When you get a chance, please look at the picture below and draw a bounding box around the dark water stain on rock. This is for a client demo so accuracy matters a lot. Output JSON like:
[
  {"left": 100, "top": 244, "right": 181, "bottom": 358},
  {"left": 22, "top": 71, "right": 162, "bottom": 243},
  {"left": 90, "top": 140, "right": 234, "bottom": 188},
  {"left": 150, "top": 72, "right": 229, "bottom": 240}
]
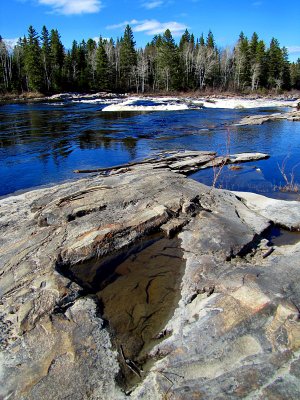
[
  {"left": 267, "top": 226, "right": 300, "bottom": 246},
  {"left": 59, "top": 234, "right": 185, "bottom": 389}
]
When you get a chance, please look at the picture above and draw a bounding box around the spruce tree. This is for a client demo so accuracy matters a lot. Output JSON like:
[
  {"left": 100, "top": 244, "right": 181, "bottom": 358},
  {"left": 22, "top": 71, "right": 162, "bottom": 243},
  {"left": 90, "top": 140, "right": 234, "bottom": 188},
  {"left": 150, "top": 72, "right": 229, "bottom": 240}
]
[
  {"left": 86, "top": 38, "right": 97, "bottom": 89},
  {"left": 119, "top": 25, "right": 137, "bottom": 90},
  {"left": 157, "top": 29, "right": 181, "bottom": 91},
  {"left": 41, "top": 26, "right": 51, "bottom": 91},
  {"left": 281, "top": 47, "right": 291, "bottom": 90},
  {"left": 96, "top": 37, "right": 109, "bottom": 90},
  {"left": 267, "top": 38, "right": 283, "bottom": 89},
  {"left": 290, "top": 58, "right": 300, "bottom": 89},
  {"left": 206, "top": 30, "right": 215, "bottom": 49},
  {"left": 199, "top": 33, "right": 205, "bottom": 47},
  {"left": 24, "top": 26, "right": 43, "bottom": 92},
  {"left": 256, "top": 39, "right": 268, "bottom": 88},
  {"left": 50, "top": 29, "right": 64, "bottom": 91}
]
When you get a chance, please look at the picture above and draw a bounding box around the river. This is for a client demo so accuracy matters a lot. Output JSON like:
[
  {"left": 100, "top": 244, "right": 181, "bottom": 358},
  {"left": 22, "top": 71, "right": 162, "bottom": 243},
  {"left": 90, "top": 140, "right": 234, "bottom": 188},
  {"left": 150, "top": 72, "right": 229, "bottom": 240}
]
[{"left": 0, "top": 97, "right": 299, "bottom": 198}]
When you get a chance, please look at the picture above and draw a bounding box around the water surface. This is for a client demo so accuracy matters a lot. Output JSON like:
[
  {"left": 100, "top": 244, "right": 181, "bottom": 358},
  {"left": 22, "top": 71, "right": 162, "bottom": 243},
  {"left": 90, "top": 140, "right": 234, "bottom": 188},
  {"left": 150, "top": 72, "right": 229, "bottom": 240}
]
[{"left": 1, "top": 99, "right": 299, "bottom": 198}]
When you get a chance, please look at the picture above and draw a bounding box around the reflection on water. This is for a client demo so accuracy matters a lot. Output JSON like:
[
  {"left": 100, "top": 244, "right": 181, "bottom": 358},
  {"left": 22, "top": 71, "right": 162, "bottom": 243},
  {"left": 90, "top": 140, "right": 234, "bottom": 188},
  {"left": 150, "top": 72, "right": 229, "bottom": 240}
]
[{"left": 0, "top": 101, "right": 300, "bottom": 197}]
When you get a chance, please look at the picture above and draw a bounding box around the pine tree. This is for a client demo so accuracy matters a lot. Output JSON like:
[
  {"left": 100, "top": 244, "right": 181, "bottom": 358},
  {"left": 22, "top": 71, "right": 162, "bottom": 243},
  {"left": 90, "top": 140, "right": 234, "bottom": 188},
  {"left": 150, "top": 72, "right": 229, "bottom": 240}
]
[
  {"left": 281, "top": 47, "right": 291, "bottom": 90},
  {"left": 119, "top": 25, "right": 137, "bottom": 90},
  {"left": 290, "top": 58, "right": 300, "bottom": 89},
  {"left": 11, "top": 38, "right": 26, "bottom": 92},
  {"left": 267, "top": 38, "right": 283, "bottom": 89},
  {"left": 86, "top": 38, "right": 97, "bottom": 89},
  {"left": 179, "top": 29, "right": 191, "bottom": 51},
  {"left": 41, "top": 26, "right": 51, "bottom": 91},
  {"left": 77, "top": 40, "right": 88, "bottom": 91},
  {"left": 70, "top": 40, "right": 79, "bottom": 87},
  {"left": 199, "top": 33, "right": 205, "bottom": 47},
  {"left": 179, "top": 29, "right": 194, "bottom": 88},
  {"left": 24, "top": 26, "right": 43, "bottom": 91},
  {"left": 157, "top": 29, "right": 181, "bottom": 91},
  {"left": 249, "top": 32, "right": 259, "bottom": 62},
  {"left": 50, "top": 29, "right": 64, "bottom": 91},
  {"left": 233, "top": 32, "right": 250, "bottom": 90},
  {"left": 96, "top": 37, "right": 109, "bottom": 90},
  {"left": 255, "top": 39, "right": 268, "bottom": 88},
  {"left": 206, "top": 30, "right": 215, "bottom": 49}
]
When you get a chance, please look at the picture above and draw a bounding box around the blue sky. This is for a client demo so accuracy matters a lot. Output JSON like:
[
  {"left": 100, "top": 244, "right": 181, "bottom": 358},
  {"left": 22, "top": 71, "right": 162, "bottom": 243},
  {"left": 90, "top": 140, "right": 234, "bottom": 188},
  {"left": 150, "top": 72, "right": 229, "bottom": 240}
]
[{"left": 1, "top": 0, "right": 300, "bottom": 61}]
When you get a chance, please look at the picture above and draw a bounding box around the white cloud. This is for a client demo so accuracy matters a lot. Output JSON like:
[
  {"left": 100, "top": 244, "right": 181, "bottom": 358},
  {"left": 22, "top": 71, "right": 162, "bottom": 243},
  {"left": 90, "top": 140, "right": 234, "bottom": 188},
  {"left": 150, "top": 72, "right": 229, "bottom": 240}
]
[
  {"left": 38, "top": 0, "right": 102, "bottom": 15},
  {"left": 93, "top": 36, "right": 110, "bottom": 42},
  {"left": 287, "top": 46, "right": 300, "bottom": 54},
  {"left": 3, "top": 38, "right": 19, "bottom": 50},
  {"left": 106, "top": 20, "right": 139, "bottom": 30},
  {"left": 142, "top": 1, "right": 163, "bottom": 9},
  {"left": 107, "top": 19, "right": 188, "bottom": 37},
  {"left": 134, "top": 20, "right": 188, "bottom": 36}
]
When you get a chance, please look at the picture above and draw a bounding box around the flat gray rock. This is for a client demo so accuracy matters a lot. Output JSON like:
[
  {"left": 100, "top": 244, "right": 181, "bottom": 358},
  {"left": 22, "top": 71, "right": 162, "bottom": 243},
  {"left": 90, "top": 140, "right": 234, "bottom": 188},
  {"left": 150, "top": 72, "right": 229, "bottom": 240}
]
[
  {"left": 0, "top": 164, "right": 300, "bottom": 399},
  {"left": 236, "top": 110, "right": 300, "bottom": 126},
  {"left": 234, "top": 191, "right": 300, "bottom": 230}
]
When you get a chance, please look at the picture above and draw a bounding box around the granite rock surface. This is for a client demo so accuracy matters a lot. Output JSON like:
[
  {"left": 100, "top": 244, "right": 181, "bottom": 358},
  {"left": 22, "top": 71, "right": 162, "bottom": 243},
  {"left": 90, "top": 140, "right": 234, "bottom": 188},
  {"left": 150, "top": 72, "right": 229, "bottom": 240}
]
[{"left": 0, "top": 162, "right": 300, "bottom": 399}]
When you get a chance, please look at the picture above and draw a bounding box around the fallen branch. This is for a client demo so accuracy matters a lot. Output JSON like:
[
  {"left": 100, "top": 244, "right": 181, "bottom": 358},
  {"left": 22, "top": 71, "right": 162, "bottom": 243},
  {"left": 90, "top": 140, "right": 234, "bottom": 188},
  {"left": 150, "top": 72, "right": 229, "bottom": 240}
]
[
  {"left": 120, "top": 345, "right": 143, "bottom": 378},
  {"left": 262, "top": 247, "right": 274, "bottom": 259}
]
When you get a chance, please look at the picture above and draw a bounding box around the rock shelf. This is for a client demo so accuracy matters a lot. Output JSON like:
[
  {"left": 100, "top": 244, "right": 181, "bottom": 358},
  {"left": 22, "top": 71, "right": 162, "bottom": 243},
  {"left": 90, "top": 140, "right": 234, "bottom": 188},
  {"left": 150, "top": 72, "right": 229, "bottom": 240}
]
[
  {"left": 0, "top": 159, "right": 300, "bottom": 399},
  {"left": 74, "top": 150, "right": 270, "bottom": 176},
  {"left": 236, "top": 110, "right": 300, "bottom": 126}
]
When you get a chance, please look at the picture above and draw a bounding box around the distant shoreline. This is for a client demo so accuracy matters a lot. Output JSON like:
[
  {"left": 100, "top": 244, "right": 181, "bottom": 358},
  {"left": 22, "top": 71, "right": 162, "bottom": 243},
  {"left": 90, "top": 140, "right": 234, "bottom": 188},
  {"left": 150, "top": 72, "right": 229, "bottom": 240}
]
[{"left": 1, "top": 90, "right": 300, "bottom": 105}]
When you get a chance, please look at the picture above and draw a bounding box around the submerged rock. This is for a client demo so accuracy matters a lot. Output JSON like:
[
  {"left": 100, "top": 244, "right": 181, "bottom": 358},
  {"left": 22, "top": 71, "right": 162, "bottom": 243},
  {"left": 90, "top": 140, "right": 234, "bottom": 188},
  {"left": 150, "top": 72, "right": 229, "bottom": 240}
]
[{"left": 0, "top": 162, "right": 300, "bottom": 399}]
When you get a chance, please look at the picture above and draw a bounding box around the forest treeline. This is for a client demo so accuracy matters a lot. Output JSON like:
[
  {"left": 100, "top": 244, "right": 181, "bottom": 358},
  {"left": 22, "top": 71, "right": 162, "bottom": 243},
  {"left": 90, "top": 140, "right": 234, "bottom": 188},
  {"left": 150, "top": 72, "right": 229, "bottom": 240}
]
[{"left": 1, "top": 25, "right": 300, "bottom": 94}]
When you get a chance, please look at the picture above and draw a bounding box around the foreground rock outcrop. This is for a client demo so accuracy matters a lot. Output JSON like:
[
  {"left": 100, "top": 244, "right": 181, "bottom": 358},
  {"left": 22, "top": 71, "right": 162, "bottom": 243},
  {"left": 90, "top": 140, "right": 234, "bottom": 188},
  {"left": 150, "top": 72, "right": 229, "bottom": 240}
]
[{"left": 1, "top": 161, "right": 300, "bottom": 399}]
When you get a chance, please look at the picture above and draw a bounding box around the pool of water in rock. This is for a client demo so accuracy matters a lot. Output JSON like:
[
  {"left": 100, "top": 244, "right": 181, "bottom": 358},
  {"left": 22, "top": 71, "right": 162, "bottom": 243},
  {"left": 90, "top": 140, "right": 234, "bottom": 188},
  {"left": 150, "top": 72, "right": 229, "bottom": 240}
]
[
  {"left": 267, "top": 226, "right": 300, "bottom": 246},
  {"left": 60, "top": 234, "right": 185, "bottom": 387}
]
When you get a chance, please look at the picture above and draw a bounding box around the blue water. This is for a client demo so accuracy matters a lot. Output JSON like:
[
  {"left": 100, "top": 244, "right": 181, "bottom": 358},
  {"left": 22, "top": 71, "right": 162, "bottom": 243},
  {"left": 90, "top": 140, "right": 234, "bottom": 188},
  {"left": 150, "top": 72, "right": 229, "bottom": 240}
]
[{"left": 0, "top": 100, "right": 300, "bottom": 198}]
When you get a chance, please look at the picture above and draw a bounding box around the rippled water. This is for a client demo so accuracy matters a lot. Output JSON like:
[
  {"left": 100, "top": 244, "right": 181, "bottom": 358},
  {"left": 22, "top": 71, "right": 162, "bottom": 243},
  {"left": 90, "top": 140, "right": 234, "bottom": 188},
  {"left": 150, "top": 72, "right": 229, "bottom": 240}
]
[{"left": 0, "top": 99, "right": 300, "bottom": 198}]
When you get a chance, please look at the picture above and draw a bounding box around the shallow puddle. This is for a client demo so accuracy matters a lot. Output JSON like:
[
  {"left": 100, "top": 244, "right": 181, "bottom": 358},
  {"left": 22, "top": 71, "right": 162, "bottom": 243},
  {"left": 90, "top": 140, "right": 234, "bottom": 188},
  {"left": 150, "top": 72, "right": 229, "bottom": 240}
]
[
  {"left": 267, "top": 226, "right": 300, "bottom": 246},
  {"left": 60, "top": 234, "right": 185, "bottom": 388}
]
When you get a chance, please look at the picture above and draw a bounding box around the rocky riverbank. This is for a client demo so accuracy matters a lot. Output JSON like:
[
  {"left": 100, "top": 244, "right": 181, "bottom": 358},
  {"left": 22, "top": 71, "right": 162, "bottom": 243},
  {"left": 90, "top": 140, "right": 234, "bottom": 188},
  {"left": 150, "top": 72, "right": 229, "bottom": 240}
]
[{"left": 1, "top": 157, "right": 300, "bottom": 399}]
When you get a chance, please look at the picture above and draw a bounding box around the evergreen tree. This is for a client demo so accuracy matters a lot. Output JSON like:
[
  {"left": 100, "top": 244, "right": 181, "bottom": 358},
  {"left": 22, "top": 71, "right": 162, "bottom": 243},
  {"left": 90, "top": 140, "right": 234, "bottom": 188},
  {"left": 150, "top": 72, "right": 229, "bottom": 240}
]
[
  {"left": 50, "top": 29, "right": 64, "bottom": 91},
  {"left": 255, "top": 39, "right": 268, "bottom": 88},
  {"left": 206, "top": 30, "right": 215, "bottom": 49},
  {"left": 179, "top": 29, "right": 191, "bottom": 51},
  {"left": 96, "top": 37, "right": 109, "bottom": 90},
  {"left": 0, "top": 25, "right": 295, "bottom": 94},
  {"left": 41, "top": 26, "right": 51, "bottom": 91},
  {"left": 179, "top": 29, "right": 194, "bottom": 88},
  {"left": 281, "top": 46, "right": 291, "bottom": 89},
  {"left": 199, "top": 33, "right": 205, "bottom": 47},
  {"left": 290, "top": 58, "right": 300, "bottom": 89},
  {"left": 70, "top": 40, "right": 79, "bottom": 86},
  {"left": 267, "top": 38, "right": 283, "bottom": 89},
  {"left": 86, "top": 38, "right": 97, "bottom": 89},
  {"left": 24, "top": 26, "right": 43, "bottom": 91},
  {"left": 157, "top": 29, "right": 181, "bottom": 91},
  {"left": 119, "top": 25, "right": 137, "bottom": 90},
  {"left": 77, "top": 40, "right": 88, "bottom": 90},
  {"left": 249, "top": 32, "right": 259, "bottom": 62},
  {"left": 11, "top": 38, "right": 26, "bottom": 92},
  {"left": 233, "top": 32, "right": 250, "bottom": 89}
]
